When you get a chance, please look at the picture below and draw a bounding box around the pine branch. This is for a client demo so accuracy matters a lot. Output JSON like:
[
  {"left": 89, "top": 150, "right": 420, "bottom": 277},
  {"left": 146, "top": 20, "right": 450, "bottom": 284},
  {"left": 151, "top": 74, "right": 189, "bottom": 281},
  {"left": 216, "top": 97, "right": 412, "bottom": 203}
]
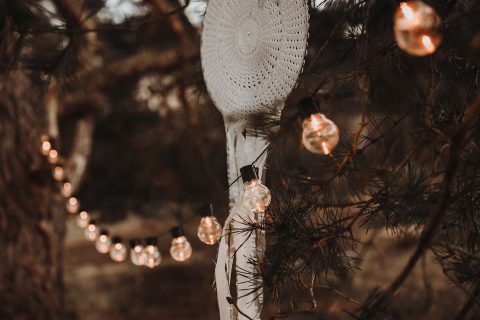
[{"left": 359, "top": 93, "right": 480, "bottom": 318}]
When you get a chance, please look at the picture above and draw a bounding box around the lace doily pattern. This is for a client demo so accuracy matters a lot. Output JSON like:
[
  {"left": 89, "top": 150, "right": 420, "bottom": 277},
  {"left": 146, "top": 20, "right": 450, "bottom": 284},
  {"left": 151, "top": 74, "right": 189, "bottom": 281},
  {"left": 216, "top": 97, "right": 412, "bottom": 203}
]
[{"left": 201, "top": 0, "right": 309, "bottom": 120}]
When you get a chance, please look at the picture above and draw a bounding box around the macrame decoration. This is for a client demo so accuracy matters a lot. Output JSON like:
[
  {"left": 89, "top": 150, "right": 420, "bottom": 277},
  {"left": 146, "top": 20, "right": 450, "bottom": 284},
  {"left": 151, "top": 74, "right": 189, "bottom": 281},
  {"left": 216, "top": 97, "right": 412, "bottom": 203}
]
[{"left": 201, "top": 0, "right": 309, "bottom": 319}]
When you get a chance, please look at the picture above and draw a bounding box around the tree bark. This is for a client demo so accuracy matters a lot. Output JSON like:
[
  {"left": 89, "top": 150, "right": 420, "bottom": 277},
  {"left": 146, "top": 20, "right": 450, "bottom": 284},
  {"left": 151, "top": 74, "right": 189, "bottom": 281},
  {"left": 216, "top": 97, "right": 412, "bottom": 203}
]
[{"left": 0, "top": 70, "right": 66, "bottom": 319}]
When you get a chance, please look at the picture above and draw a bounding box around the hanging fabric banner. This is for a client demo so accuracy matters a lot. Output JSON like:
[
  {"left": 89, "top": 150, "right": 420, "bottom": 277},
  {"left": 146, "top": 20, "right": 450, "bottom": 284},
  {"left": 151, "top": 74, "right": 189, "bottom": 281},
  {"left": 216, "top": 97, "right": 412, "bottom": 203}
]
[{"left": 201, "top": 0, "right": 309, "bottom": 318}]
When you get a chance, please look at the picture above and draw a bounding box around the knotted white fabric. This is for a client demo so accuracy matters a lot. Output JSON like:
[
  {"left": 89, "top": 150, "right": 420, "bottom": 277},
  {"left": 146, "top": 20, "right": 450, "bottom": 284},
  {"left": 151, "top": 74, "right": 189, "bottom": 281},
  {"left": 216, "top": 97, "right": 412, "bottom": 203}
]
[{"left": 201, "top": 0, "right": 309, "bottom": 318}]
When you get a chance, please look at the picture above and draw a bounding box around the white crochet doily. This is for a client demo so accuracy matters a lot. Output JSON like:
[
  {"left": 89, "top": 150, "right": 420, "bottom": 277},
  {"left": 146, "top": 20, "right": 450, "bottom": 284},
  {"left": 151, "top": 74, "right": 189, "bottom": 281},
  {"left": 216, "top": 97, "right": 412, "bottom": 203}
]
[{"left": 201, "top": 0, "right": 309, "bottom": 120}]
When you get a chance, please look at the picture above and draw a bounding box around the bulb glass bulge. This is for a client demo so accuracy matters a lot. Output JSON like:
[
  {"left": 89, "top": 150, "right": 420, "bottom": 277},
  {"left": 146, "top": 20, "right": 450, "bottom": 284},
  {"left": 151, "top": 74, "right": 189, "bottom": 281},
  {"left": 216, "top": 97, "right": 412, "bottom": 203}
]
[
  {"left": 61, "top": 182, "right": 73, "bottom": 198},
  {"left": 394, "top": 1, "right": 442, "bottom": 56},
  {"left": 144, "top": 245, "right": 162, "bottom": 268},
  {"left": 95, "top": 233, "right": 111, "bottom": 254},
  {"left": 301, "top": 113, "right": 339, "bottom": 155},
  {"left": 197, "top": 216, "right": 223, "bottom": 245},
  {"left": 110, "top": 242, "right": 128, "bottom": 262},
  {"left": 53, "top": 166, "right": 65, "bottom": 181},
  {"left": 243, "top": 179, "right": 271, "bottom": 213},
  {"left": 170, "top": 236, "right": 192, "bottom": 262},
  {"left": 66, "top": 197, "right": 80, "bottom": 214},
  {"left": 41, "top": 140, "right": 52, "bottom": 156},
  {"left": 48, "top": 149, "right": 59, "bottom": 164},
  {"left": 130, "top": 245, "right": 147, "bottom": 266},
  {"left": 76, "top": 211, "right": 90, "bottom": 228},
  {"left": 85, "top": 223, "right": 99, "bottom": 241}
]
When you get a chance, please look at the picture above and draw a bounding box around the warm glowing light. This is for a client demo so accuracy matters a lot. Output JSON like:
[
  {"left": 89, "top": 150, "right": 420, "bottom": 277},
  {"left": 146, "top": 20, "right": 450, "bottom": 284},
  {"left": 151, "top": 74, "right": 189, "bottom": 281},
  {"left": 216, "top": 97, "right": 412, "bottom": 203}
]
[
  {"left": 130, "top": 244, "right": 147, "bottom": 266},
  {"left": 61, "top": 182, "right": 72, "bottom": 198},
  {"left": 110, "top": 241, "right": 128, "bottom": 262},
  {"left": 240, "top": 166, "right": 271, "bottom": 214},
  {"left": 66, "top": 196, "right": 79, "bottom": 214},
  {"left": 421, "top": 35, "right": 434, "bottom": 52},
  {"left": 144, "top": 244, "right": 162, "bottom": 268},
  {"left": 400, "top": 2, "right": 417, "bottom": 23},
  {"left": 85, "top": 222, "right": 99, "bottom": 241},
  {"left": 310, "top": 113, "right": 321, "bottom": 128},
  {"left": 301, "top": 113, "right": 339, "bottom": 155},
  {"left": 48, "top": 149, "right": 59, "bottom": 164},
  {"left": 95, "top": 232, "right": 111, "bottom": 254},
  {"left": 76, "top": 211, "right": 90, "bottom": 228},
  {"left": 394, "top": 1, "right": 442, "bottom": 56},
  {"left": 53, "top": 166, "right": 64, "bottom": 181},
  {"left": 41, "top": 141, "right": 52, "bottom": 156},
  {"left": 197, "top": 216, "right": 223, "bottom": 245},
  {"left": 170, "top": 236, "right": 193, "bottom": 262},
  {"left": 243, "top": 180, "right": 272, "bottom": 213}
]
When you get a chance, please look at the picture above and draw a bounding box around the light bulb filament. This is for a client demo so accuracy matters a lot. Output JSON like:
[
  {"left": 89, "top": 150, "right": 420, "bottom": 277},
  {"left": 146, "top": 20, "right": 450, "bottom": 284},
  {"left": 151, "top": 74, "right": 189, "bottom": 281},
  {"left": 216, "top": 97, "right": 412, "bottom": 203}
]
[
  {"left": 400, "top": 3, "right": 414, "bottom": 20},
  {"left": 421, "top": 35, "right": 434, "bottom": 52},
  {"left": 321, "top": 141, "right": 330, "bottom": 155}
]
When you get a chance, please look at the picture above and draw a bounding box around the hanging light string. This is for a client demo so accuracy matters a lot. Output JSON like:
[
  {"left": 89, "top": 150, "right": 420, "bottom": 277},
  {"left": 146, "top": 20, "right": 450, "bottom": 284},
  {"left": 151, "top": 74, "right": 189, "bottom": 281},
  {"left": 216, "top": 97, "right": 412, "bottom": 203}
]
[{"left": 40, "top": 134, "right": 270, "bottom": 268}]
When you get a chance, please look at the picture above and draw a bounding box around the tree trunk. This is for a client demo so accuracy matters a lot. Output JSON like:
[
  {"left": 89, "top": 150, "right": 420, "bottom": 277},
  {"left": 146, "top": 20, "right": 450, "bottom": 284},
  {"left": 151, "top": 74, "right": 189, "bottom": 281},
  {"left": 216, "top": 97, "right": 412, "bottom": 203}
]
[{"left": 0, "top": 70, "right": 66, "bottom": 319}]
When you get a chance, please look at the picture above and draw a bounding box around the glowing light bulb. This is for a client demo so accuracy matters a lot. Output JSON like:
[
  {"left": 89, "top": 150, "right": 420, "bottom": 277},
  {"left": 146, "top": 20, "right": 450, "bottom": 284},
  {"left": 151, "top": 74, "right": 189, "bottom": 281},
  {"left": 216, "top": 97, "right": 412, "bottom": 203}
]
[
  {"left": 240, "top": 166, "right": 271, "bottom": 214},
  {"left": 48, "top": 149, "right": 59, "bottom": 164},
  {"left": 302, "top": 113, "right": 339, "bottom": 155},
  {"left": 197, "top": 204, "right": 223, "bottom": 245},
  {"left": 41, "top": 140, "right": 52, "bottom": 156},
  {"left": 110, "top": 238, "right": 128, "bottom": 262},
  {"left": 95, "top": 231, "right": 111, "bottom": 254},
  {"left": 76, "top": 211, "right": 90, "bottom": 228},
  {"left": 52, "top": 165, "right": 65, "bottom": 181},
  {"left": 298, "top": 99, "right": 340, "bottom": 155},
  {"left": 144, "top": 237, "right": 162, "bottom": 268},
  {"left": 169, "top": 227, "right": 192, "bottom": 262},
  {"left": 394, "top": 1, "right": 442, "bottom": 56},
  {"left": 85, "top": 220, "right": 99, "bottom": 241},
  {"left": 198, "top": 216, "right": 223, "bottom": 245},
  {"left": 66, "top": 196, "right": 80, "bottom": 214},
  {"left": 61, "top": 182, "right": 73, "bottom": 198},
  {"left": 129, "top": 240, "right": 147, "bottom": 266}
]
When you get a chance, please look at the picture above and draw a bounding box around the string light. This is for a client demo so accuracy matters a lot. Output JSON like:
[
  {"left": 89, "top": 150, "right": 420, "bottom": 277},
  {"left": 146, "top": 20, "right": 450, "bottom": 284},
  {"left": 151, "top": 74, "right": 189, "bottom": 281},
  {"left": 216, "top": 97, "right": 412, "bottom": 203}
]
[
  {"left": 61, "top": 181, "right": 73, "bottom": 198},
  {"left": 169, "top": 226, "right": 192, "bottom": 262},
  {"left": 240, "top": 165, "right": 271, "bottom": 214},
  {"left": 110, "top": 237, "right": 128, "bottom": 262},
  {"left": 48, "top": 149, "right": 59, "bottom": 164},
  {"left": 197, "top": 204, "right": 223, "bottom": 245},
  {"left": 129, "top": 239, "right": 147, "bottom": 266},
  {"left": 66, "top": 196, "right": 80, "bottom": 214},
  {"left": 393, "top": 1, "right": 442, "bottom": 56},
  {"left": 95, "top": 230, "right": 112, "bottom": 254},
  {"left": 299, "top": 98, "right": 339, "bottom": 155},
  {"left": 52, "top": 165, "right": 65, "bottom": 181},
  {"left": 76, "top": 211, "right": 90, "bottom": 228},
  {"left": 38, "top": 133, "right": 273, "bottom": 268},
  {"left": 41, "top": 138, "right": 52, "bottom": 156},
  {"left": 85, "top": 220, "right": 99, "bottom": 241},
  {"left": 144, "top": 237, "right": 162, "bottom": 268}
]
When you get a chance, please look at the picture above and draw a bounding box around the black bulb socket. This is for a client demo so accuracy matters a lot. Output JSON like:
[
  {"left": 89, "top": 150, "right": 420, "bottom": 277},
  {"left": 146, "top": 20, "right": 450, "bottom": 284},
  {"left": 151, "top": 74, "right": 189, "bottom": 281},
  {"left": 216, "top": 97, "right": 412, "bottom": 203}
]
[
  {"left": 170, "top": 226, "right": 184, "bottom": 238},
  {"left": 240, "top": 165, "right": 259, "bottom": 183},
  {"left": 199, "top": 203, "right": 214, "bottom": 217},
  {"left": 129, "top": 238, "right": 141, "bottom": 248},
  {"left": 111, "top": 236, "right": 122, "bottom": 244},
  {"left": 146, "top": 237, "right": 158, "bottom": 246},
  {"left": 298, "top": 97, "right": 321, "bottom": 119}
]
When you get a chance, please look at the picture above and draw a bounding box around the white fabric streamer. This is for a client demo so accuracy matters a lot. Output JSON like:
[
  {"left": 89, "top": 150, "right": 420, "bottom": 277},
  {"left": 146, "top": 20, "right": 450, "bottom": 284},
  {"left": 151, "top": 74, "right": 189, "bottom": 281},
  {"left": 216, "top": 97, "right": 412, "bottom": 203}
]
[{"left": 201, "top": 0, "right": 309, "bottom": 318}]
